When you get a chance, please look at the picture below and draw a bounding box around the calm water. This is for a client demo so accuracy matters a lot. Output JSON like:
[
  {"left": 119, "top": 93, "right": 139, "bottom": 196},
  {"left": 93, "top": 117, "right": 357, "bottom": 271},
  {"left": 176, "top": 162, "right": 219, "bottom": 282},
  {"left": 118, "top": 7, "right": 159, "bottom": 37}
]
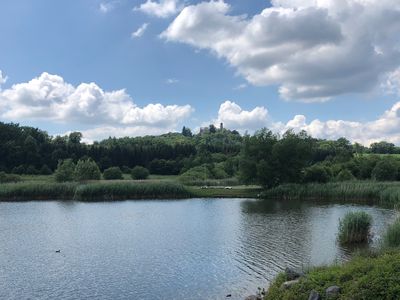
[{"left": 0, "top": 199, "right": 397, "bottom": 300}]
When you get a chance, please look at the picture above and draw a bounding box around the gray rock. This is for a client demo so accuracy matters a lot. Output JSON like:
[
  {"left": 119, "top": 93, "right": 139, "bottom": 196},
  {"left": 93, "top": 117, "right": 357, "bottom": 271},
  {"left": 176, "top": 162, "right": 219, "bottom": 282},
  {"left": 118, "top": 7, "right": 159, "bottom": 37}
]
[
  {"left": 280, "top": 279, "right": 300, "bottom": 290},
  {"left": 244, "top": 295, "right": 261, "bottom": 300},
  {"left": 308, "top": 290, "right": 321, "bottom": 300},
  {"left": 285, "top": 267, "right": 304, "bottom": 280},
  {"left": 326, "top": 286, "right": 341, "bottom": 298}
]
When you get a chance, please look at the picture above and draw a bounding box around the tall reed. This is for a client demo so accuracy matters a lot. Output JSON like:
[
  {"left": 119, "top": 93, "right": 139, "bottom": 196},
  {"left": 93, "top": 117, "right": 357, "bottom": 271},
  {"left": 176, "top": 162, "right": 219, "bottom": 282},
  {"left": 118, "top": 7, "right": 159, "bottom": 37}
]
[
  {"left": 338, "top": 211, "right": 372, "bottom": 244},
  {"left": 383, "top": 218, "right": 400, "bottom": 248}
]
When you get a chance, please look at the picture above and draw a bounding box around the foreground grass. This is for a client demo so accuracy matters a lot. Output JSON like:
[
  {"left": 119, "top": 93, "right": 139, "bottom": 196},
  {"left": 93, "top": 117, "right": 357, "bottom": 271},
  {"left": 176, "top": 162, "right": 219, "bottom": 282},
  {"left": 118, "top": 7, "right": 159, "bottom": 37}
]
[
  {"left": 263, "top": 181, "right": 400, "bottom": 209},
  {"left": 266, "top": 251, "right": 400, "bottom": 300}
]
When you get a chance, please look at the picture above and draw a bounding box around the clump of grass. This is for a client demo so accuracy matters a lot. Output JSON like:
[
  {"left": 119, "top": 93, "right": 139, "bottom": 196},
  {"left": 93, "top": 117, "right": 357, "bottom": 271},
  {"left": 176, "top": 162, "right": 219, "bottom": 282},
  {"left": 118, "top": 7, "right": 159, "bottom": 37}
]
[
  {"left": 74, "top": 181, "right": 192, "bottom": 201},
  {"left": 338, "top": 211, "right": 372, "bottom": 244},
  {"left": 383, "top": 218, "right": 400, "bottom": 248},
  {"left": 0, "top": 172, "right": 21, "bottom": 183}
]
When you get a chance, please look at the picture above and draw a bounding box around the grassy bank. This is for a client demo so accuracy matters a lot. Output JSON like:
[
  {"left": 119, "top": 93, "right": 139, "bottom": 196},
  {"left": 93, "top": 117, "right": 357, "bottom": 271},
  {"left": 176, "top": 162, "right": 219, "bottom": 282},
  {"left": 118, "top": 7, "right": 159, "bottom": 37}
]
[
  {"left": 265, "top": 251, "right": 400, "bottom": 300},
  {"left": 0, "top": 176, "right": 260, "bottom": 201},
  {"left": 263, "top": 181, "right": 400, "bottom": 209}
]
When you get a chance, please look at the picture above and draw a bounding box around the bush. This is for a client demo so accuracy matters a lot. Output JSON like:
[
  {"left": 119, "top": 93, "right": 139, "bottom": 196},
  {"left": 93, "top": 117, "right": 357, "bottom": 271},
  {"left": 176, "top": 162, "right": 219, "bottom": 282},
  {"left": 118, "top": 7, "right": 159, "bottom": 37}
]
[
  {"left": 372, "top": 159, "right": 398, "bottom": 181},
  {"left": 39, "top": 165, "right": 53, "bottom": 175},
  {"left": 336, "top": 169, "right": 356, "bottom": 181},
  {"left": 131, "top": 166, "right": 149, "bottom": 180},
  {"left": 383, "top": 218, "right": 400, "bottom": 248},
  {"left": 0, "top": 172, "right": 21, "bottom": 183},
  {"left": 338, "top": 211, "right": 372, "bottom": 244},
  {"left": 121, "top": 166, "right": 131, "bottom": 174},
  {"left": 55, "top": 159, "right": 76, "bottom": 182},
  {"left": 302, "top": 165, "right": 330, "bottom": 183},
  {"left": 11, "top": 165, "right": 25, "bottom": 175},
  {"left": 26, "top": 165, "right": 39, "bottom": 175},
  {"left": 74, "top": 159, "right": 101, "bottom": 181},
  {"left": 103, "top": 167, "right": 123, "bottom": 180},
  {"left": 179, "top": 165, "right": 213, "bottom": 184}
]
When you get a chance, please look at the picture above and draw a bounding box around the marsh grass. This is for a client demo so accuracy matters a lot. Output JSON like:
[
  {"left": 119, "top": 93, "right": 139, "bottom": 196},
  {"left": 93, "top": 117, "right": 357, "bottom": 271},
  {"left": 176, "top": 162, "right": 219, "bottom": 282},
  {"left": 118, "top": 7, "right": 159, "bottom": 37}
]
[
  {"left": 0, "top": 182, "right": 77, "bottom": 200},
  {"left": 263, "top": 181, "right": 400, "bottom": 208},
  {"left": 338, "top": 211, "right": 372, "bottom": 244},
  {"left": 383, "top": 218, "right": 400, "bottom": 248},
  {"left": 73, "top": 181, "right": 192, "bottom": 201}
]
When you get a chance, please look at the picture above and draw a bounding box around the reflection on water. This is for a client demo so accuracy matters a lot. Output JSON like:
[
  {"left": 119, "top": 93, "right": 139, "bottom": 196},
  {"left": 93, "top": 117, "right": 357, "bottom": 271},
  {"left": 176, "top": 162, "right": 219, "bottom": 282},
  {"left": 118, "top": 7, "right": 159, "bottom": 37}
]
[{"left": 0, "top": 199, "right": 397, "bottom": 300}]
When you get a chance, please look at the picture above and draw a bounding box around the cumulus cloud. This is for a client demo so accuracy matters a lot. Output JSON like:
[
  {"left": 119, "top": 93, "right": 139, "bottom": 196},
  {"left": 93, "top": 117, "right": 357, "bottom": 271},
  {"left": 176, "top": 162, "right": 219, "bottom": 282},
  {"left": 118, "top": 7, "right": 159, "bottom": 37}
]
[
  {"left": 162, "top": 0, "right": 400, "bottom": 101},
  {"left": 214, "top": 101, "right": 268, "bottom": 131},
  {"left": 0, "top": 72, "right": 193, "bottom": 140},
  {"left": 210, "top": 100, "right": 400, "bottom": 146},
  {"left": 131, "top": 23, "right": 149, "bottom": 38},
  {"left": 134, "top": 0, "right": 183, "bottom": 18},
  {"left": 383, "top": 68, "right": 400, "bottom": 96}
]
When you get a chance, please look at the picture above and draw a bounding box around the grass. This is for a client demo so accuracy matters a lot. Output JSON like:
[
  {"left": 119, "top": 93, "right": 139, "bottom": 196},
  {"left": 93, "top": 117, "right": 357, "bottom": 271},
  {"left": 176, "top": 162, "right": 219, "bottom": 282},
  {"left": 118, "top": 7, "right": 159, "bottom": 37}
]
[
  {"left": 74, "top": 181, "right": 192, "bottom": 201},
  {"left": 0, "top": 182, "right": 77, "bottom": 201},
  {"left": 263, "top": 181, "right": 400, "bottom": 209},
  {"left": 383, "top": 218, "right": 400, "bottom": 248},
  {"left": 338, "top": 211, "right": 372, "bottom": 244},
  {"left": 265, "top": 251, "right": 400, "bottom": 300},
  {"left": 188, "top": 186, "right": 262, "bottom": 198}
]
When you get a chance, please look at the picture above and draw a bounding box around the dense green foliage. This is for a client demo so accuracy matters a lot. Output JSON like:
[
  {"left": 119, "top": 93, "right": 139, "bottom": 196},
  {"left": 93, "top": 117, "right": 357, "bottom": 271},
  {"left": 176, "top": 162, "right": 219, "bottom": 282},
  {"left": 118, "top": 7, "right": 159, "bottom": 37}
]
[
  {"left": 265, "top": 251, "right": 400, "bottom": 300},
  {"left": 74, "top": 159, "right": 101, "bottom": 181},
  {"left": 0, "top": 182, "right": 78, "bottom": 200},
  {"left": 131, "top": 166, "right": 150, "bottom": 180},
  {"left": 103, "top": 167, "right": 123, "bottom": 180},
  {"left": 338, "top": 211, "right": 372, "bottom": 244}
]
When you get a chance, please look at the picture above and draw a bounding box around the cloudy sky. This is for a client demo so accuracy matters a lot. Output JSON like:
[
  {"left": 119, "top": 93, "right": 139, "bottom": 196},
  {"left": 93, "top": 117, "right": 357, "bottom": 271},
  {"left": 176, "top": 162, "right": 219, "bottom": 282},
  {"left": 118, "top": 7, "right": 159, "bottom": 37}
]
[{"left": 1, "top": 0, "right": 400, "bottom": 144}]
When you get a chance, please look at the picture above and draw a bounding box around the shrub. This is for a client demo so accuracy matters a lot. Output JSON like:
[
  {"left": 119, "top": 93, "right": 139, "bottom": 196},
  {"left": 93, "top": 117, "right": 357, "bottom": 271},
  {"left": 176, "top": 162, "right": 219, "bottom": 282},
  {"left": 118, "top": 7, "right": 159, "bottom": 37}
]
[
  {"left": 336, "top": 169, "right": 356, "bottom": 181},
  {"left": 131, "top": 166, "right": 149, "bottom": 180},
  {"left": 74, "top": 159, "right": 101, "bottom": 181},
  {"left": 383, "top": 218, "right": 400, "bottom": 248},
  {"left": 26, "top": 165, "right": 39, "bottom": 175},
  {"left": 103, "top": 167, "right": 123, "bottom": 180},
  {"left": 121, "top": 166, "right": 131, "bottom": 174},
  {"left": 302, "top": 165, "right": 330, "bottom": 183},
  {"left": 39, "top": 165, "right": 53, "bottom": 175},
  {"left": 11, "top": 165, "right": 25, "bottom": 175},
  {"left": 179, "top": 165, "right": 213, "bottom": 184},
  {"left": 0, "top": 172, "right": 21, "bottom": 183},
  {"left": 372, "top": 159, "right": 398, "bottom": 181},
  {"left": 338, "top": 211, "right": 372, "bottom": 244},
  {"left": 55, "top": 159, "right": 76, "bottom": 182}
]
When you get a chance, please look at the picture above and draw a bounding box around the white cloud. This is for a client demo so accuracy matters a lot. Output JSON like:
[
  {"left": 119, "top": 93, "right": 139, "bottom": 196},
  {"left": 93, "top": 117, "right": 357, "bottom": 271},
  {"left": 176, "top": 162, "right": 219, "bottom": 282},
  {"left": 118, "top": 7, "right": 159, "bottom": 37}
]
[
  {"left": 233, "top": 83, "right": 247, "bottom": 90},
  {"left": 0, "top": 72, "right": 193, "bottom": 141},
  {"left": 165, "top": 78, "right": 179, "bottom": 84},
  {"left": 214, "top": 101, "right": 268, "bottom": 131},
  {"left": 134, "top": 0, "right": 183, "bottom": 18},
  {"left": 99, "top": 2, "right": 115, "bottom": 13},
  {"left": 383, "top": 68, "right": 400, "bottom": 96},
  {"left": 209, "top": 100, "right": 400, "bottom": 146},
  {"left": 131, "top": 23, "right": 149, "bottom": 38},
  {"left": 162, "top": 0, "right": 400, "bottom": 101}
]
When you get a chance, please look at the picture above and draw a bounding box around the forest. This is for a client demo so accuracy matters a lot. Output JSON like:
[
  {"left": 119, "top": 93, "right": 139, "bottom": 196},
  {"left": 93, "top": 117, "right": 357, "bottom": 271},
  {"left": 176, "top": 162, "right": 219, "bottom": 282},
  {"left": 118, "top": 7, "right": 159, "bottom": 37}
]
[{"left": 1, "top": 121, "right": 400, "bottom": 187}]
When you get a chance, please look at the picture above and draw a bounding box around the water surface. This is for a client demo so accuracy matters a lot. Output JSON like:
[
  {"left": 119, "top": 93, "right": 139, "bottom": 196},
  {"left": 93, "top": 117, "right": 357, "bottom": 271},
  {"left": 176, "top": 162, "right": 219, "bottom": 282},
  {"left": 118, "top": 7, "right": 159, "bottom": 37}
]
[{"left": 0, "top": 198, "right": 397, "bottom": 299}]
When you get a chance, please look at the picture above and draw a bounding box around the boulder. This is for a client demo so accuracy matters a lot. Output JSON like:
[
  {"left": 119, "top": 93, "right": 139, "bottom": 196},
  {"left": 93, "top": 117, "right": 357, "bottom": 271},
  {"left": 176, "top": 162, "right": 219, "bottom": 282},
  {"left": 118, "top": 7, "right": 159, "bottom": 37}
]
[
  {"left": 326, "top": 286, "right": 341, "bottom": 298},
  {"left": 285, "top": 267, "right": 304, "bottom": 280},
  {"left": 280, "top": 279, "right": 300, "bottom": 290},
  {"left": 308, "top": 290, "right": 321, "bottom": 300}
]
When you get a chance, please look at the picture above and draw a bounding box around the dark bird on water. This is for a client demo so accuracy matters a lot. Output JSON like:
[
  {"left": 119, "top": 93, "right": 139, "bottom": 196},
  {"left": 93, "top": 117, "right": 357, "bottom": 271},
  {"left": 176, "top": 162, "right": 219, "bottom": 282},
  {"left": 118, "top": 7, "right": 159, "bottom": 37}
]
[{"left": 55, "top": 250, "right": 61, "bottom": 253}]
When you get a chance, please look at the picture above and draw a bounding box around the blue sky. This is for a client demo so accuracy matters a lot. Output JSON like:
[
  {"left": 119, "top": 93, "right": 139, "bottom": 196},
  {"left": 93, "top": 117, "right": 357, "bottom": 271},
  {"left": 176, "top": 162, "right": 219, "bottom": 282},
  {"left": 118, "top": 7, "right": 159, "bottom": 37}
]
[{"left": 1, "top": 0, "right": 400, "bottom": 144}]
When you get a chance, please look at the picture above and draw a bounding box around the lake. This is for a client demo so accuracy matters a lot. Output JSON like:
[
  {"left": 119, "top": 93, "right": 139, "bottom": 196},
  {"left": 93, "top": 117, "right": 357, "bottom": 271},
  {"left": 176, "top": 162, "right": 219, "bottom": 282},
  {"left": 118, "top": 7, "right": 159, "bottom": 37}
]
[{"left": 0, "top": 198, "right": 397, "bottom": 300}]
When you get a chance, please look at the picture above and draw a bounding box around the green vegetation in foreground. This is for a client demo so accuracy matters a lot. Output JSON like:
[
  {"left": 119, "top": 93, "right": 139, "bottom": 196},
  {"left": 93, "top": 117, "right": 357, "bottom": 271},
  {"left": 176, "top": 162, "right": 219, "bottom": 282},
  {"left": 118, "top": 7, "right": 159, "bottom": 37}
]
[
  {"left": 265, "top": 251, "right": 400, "bottom": 300},
  {"left": 263, "top": 181, "right": 400, "bottom": 208},
  {"left": 338, "top": 211, "right": 372, "bottom": 244}
]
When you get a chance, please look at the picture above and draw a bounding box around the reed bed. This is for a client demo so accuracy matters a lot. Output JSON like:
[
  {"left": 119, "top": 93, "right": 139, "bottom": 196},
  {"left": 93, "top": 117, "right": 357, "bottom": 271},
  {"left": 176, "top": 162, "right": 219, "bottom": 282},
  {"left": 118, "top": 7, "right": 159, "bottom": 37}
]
[
  {"left": 263, "top": 181, "right": 400, "bottom": 208},
  {"left": 0, "top": 182, "right": 77, "bottom": 201},
  {"left": 383, "top": 218, "right": 400, "bottom": 248},
  {"left": 73, "top": 181, "right": 193, "bottom": 201}
]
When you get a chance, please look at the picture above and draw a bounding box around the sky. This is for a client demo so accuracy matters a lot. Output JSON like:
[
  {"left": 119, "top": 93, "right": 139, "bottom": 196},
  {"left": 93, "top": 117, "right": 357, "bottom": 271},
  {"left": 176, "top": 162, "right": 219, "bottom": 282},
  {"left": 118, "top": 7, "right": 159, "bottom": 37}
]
[{"left": 1, "top": 0, "right": 400, "bottom": 145}]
